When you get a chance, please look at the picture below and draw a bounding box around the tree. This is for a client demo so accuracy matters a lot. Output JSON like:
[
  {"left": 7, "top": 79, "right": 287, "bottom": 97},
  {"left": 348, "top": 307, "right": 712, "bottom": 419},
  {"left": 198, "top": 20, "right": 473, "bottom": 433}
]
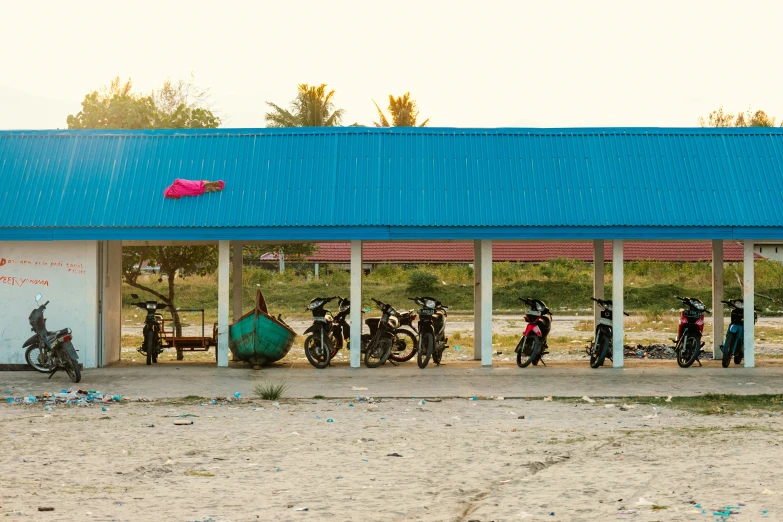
[
  {"left": 265, "top": 83, "right": 345, "bottom": 127},
  {"left": 67, "top": 76, "right": 220, "bottom": 130},
  {"left": 68, "top": 76, "right": 222, "bottom": 359},
  {"left": 123, "top": 246, "right": 218, "bottom": 358},
  {"left": 699, "top": 106, "right": 780, "bottom": 128},
  {"left": 373, "top": 92, "right": 429, "bottom": 127},
  {"left": 243, "top": 244, "right": 318, "bottom": 264}
]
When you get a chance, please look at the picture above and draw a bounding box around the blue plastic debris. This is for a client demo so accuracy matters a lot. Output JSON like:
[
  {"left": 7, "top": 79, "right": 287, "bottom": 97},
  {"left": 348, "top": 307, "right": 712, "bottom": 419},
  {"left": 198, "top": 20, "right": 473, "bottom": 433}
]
[
  {"left": 234, "top": 392, "right": 242, "bottom": 398},
  {"left": 326, "top": 418, "right": 334, "bottom": 423}
]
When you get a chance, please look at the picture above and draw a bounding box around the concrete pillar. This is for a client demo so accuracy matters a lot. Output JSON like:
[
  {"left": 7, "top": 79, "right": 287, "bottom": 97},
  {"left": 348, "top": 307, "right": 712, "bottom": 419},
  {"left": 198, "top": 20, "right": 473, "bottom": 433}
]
[
  {"left": 744, "top": 241, "right": 755, "bottom": 368},
  {"left": 279, "top": 251, "right": 285, "bottom": 273},
  {"left": 217, "top": 240, "right": 230, "bottom": 367},
  {"left": 593, "top": 240, "right": 605, "bottom": 324},
  {"left": 102, "top": 241, "right": 123, "bottom": 366},
  {"left": 612, "top": 240, "right": 624, "bottom": 368},
  {"left": 480, "top": 240, "right": 493, "bottom": 367},
  {"left": 350, "top": 240, "right": 362, "bottom": 368},
  {"left": 712, "top": 240, "right": 724, "bottom": 358},
  {"left": 314, "top": 263, "right": 320, "bottom": 279},
  {"left": 232, "top": 241, "right": 243, "bottom": 322},
  {"left": 473, "top": 240, "right": 482, "bottom": 361}
]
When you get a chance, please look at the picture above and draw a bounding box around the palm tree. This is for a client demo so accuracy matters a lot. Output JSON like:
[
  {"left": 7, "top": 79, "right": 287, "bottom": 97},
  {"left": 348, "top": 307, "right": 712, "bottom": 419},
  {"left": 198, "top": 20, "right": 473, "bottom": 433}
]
[
  {"left": 373, "top": 92, "right": 430, "bottom": 127},
  {"left": 266, "top": 84, "right": 345, "bottom": 127}
]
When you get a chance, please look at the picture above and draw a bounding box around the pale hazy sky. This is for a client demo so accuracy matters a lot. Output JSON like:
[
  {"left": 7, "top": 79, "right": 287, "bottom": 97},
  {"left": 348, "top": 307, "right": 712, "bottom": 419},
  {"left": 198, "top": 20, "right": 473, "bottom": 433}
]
[{"left": 1, "top": 0, "right": 782, "bottom": 129}]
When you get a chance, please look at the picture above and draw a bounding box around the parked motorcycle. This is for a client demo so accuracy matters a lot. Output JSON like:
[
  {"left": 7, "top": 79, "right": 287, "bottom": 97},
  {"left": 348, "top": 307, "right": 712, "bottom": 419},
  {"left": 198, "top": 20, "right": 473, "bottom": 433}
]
[
  {"left": 587, "top": 297, "right": 629, "bottom": 368},
  {"left": 673, "top": 296, "right": 708, "bottom": 368},
  {"left": 410, "top": 296, "right": 449, "bottom": 369},
  {"left": 389, "top": 309, "right": 419, "bottom": 363},
  {"left": 515, "top": 298, "right": 552, "bottom": 368},
  {"left": 131, "top": 293, "right": 167, "bottom": 365},
  {"left": 720, "top": 299, "right": 759, "bottom": 368},
  {"left": 303, "top": 295, "right": 349, "bottom": 369},
  {"left": 22, "top": 293, "right": 81, "bottom": 382},
  {"left": 363, "top": 298, "right": 398, "bottom": 368}
]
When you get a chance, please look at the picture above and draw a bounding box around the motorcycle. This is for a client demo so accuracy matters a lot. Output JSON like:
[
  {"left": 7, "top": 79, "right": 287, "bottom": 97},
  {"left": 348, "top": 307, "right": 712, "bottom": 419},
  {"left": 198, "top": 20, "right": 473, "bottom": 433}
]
[
  {"left": 131, "top": 293, "right": 167, "bottom": 365},
  {"left": 22, "top": 293, "right": 81, "bottom": 383},
  {"left": 587, "top": 297, "right": 629, "bottom": 368},
  {"left": 673, "top": 296, "right": 709, "bottom": 368},
  {"left": 303, "top": 296, "right": 349, "bottom": 369},
  {"left": 720, "top": 299, "right": 759, "bottom": 368},
  {"left": 388, "top": 308, "right": 419, "bottom": 363},
  {"left": 410, "top": 296, "right": 449, "bottom": 369},
  {"left": 363, "top": 298, "right": 399, "bottom": 368},
  {"left": 515, "top": 298, "right": 552, "bottom": 368}
]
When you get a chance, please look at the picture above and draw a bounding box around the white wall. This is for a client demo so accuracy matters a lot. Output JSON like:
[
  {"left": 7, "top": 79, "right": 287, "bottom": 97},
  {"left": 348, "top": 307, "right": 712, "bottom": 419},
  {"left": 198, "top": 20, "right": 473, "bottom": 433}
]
[{"left": 0, "top": 241, "right": 98, "bottom": 368}]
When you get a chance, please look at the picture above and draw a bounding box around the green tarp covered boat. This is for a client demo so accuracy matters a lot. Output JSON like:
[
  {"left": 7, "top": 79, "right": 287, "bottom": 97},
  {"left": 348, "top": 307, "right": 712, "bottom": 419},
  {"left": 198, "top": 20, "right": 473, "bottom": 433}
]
[{"left": 229, "top": 290, "right": 296, "bottom": 368}]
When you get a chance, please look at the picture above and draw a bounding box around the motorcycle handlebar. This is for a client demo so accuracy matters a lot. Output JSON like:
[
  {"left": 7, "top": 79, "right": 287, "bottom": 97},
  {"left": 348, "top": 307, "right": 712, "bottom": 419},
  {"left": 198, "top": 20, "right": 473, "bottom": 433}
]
[{"left": 42, "top": 301, "right": 49, "bottom": 308}]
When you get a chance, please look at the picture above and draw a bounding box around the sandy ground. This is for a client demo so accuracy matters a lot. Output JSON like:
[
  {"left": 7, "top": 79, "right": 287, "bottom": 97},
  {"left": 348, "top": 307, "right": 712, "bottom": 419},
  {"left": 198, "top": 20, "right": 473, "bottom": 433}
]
[{"left": 1, "top": 397, "right": 782, "bottom": 521}]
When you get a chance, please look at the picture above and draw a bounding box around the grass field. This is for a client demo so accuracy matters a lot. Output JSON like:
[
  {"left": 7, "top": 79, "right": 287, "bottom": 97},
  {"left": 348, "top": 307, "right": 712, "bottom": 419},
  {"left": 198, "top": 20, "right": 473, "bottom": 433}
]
[{"left": 122, "top": 259, "right": 783, "bottom": 324}]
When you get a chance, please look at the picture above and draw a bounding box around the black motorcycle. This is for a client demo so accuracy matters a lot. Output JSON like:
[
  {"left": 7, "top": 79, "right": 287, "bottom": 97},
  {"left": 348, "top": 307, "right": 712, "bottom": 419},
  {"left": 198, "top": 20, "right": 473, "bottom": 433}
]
[
  {"left": 673, "top": 296, "right": 709, "bottom": 368},
  {"left": 720, "top": 299, "right": 759, "bottom": 368},
  {"left": 515, "top": 298, "right": 552, "bottom": 368},
  {"left": 303, "top": 296, "right": 350, "bottom": 369},
  {"left": 388, "top": 309, "right": 419, "bottom": 363},
  {"left": 363, "top": 298, "right": 398, "bottom": 368},
  {"left": 410, "top": 296, "right": 449, "bottom": 369},
  {"left": 131, "top": 293, "right": 167, "bottom": 365},
  {"left": 588, "top": 297, "right": 629, "bottom": 368},
  {"left": 23, "top": 293, "right": 81, "bottom": 382}
]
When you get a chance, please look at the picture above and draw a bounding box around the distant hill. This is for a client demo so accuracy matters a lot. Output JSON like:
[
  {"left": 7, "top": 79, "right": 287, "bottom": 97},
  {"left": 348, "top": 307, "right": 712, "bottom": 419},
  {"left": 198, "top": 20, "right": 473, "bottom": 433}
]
[{"left": 0, "top": 85, "right": 76, "bottom": 130}]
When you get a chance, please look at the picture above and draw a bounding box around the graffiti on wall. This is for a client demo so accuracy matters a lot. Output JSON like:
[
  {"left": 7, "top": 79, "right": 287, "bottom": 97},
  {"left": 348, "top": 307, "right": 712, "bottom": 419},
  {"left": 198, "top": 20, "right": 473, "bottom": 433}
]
[{"left": 0, "top": 256, "right": 86, "bottom": 288}]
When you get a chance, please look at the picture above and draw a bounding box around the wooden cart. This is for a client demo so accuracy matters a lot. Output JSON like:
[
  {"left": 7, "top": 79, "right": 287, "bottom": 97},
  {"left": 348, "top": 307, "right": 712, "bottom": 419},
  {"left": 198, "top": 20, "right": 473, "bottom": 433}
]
[{"left": 159, "top": 309, "right": 218, "bottom": 360}]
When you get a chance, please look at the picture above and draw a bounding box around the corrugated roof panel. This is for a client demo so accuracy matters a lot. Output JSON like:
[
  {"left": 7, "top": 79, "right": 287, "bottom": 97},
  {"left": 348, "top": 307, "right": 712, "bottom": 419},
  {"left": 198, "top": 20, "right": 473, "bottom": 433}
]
[{"left": 1, "top": 127, "right": 782, "bottom": 233}]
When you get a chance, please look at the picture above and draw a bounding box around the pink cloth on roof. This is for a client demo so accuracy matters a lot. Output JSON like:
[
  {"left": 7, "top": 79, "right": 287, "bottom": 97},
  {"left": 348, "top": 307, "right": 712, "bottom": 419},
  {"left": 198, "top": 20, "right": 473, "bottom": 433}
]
[{"left": 164, "top": 179, "right": 225, "bottom": 199}]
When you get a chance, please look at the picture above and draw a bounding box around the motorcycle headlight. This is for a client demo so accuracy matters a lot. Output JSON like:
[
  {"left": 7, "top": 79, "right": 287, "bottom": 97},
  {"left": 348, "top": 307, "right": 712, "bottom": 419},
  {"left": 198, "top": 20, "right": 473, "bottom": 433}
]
[
  {"left": 695, "top": 302, "right": 705, "bottom": 311},
  {"left": 308, "top": 300, "right": 323, "bottom": 310},
  {"left": 735, "top": 301, "right": 744, "bottom": 310},
  {"left": 424, "top": 299, "right": 437, "bottom": 309},
  {"left": 146, "top": 303, "right": 156, "bottom": 310},
  {"left": 605, "top": 304, "right": 613, "bottom": 312}
]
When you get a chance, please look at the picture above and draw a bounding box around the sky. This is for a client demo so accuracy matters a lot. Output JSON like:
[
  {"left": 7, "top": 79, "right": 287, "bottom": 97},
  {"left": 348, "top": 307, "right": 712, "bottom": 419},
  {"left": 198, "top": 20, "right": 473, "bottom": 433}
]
[{"left": 1, "top": 0, "right": 782, "bottom": 129}]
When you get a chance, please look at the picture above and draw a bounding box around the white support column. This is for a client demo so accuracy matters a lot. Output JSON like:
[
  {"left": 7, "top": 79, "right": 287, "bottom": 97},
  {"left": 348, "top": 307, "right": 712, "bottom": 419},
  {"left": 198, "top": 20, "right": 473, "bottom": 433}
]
[
  {"left": 232, "top": 241, "right": 243, "bottom": 322},
  {"left": 612, "top": 240, "right": 624, "bottom": 368},
  {"left": 712, "top": 240, "right": 724, "bottom": 358},
  {"left": 593, "top": 240, "right": 605, "bottom": 324},
  {"left": 279, "top": 251, "right": 285, "bottom": 273},
  {"left": 473, "top": 240, "right": 482, "bottom": 361},
  {"left": 314, "top": 263, "right": 320, "bottom": 279},
  {"left": 350, "top": 241, "right": 363, "bottom": 368},
  {"left": 744, "top": 241, "right": 755, "bottom": 368},
  {"left": 217, "top": 240, "right": 230, "bottom": 367},
  {"left": 480, "top": 240, "right": 493, "bottom": 367}
]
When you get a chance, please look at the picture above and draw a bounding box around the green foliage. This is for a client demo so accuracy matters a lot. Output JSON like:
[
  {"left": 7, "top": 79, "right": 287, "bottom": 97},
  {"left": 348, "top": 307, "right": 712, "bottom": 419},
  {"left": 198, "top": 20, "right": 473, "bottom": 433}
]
[
  {"left": 254, "top": 379, "right": 289, "bottom": 400},
  {"left": 699, "top": 105, "right": 781, "bottom": 128},
  {"left": 67, "top": 76, "right": 220, "bottom": 130},
  {"left": 407, "top": 270, "right": 439, "bottom": 294},
  {"left": 243, "top": 243, "right": 318, "bottom": 263},
  {"left": 265, "top": 83, "right": 345, "bottom": 127},
  {"left": 367, "top": 264, "right": 405, "bottom": 283},
  {"left": 373, "top": 92, "right": 430, "bottom": 127}
]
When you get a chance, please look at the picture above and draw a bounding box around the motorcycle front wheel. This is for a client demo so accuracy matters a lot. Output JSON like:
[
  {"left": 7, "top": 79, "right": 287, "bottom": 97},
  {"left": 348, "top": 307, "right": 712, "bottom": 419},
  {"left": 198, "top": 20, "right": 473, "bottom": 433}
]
[
  {"left": 65, "top": 355, "right": 81, "bottom": 383},
  {"left": 417, "top": 332, "right": 434, "bottom": 369},
  {"left": 589, "top": 332, "right": 610, "bottom": 369},
  {"left": 25, "top": 344, "right": 53, "bottom": 373},
  {"left": 677, "top": 336, "right": 700, "bottom": 368},
  {"left": 389, "top": 330, "right": 417, "bottom": 363},
  {"left": 365, "top": 337, "right": 391, "bottom": 368},
  {"left": 516, "top": 335, "right": 540, "bottom": 368},
  {"left": 145, "top": 332, "right": 155, "bottom": 366},
  {"left": 722, "top": 332, "right": 736, "bottom": 368},
  {"left": 304, "top": 334, "right": 332, "bottom": 369}
]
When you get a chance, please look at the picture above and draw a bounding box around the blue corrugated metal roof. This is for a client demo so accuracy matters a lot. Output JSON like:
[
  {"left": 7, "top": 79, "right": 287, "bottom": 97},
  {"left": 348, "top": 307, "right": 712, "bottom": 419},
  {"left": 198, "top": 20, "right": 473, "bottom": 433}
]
[{"left": 1, "top": 127, "right": 782, "bottom": 240}]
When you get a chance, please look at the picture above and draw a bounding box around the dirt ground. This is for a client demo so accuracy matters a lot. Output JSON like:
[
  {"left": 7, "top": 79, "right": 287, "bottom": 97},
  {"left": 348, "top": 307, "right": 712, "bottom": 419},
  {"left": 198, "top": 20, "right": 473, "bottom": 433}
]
[{"left": 1, "top": 397, "right": 781, "bottom": 521}]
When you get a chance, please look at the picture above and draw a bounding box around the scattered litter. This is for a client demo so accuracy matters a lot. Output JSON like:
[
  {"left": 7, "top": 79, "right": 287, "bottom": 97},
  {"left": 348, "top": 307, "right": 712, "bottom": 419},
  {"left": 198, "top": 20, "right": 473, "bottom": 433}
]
[
  {"left": 174, "top": 420, "right": 194, "bottom": 426},
  {"left": 618, "top": 510, "right": 638, "bottom": 515},
  {"left": 419, "top": 400, "right": 426, "bottom": 406},
  {"left": 367, "top": 405, "right": 378, "bottom": 412},
  {"left": 291, "top": 432, "right": 300, "bottom": 436},
  {"left": 518, "top": 416, "right": 525, "bottom": 419},
  {"left": 582, "top": 396, "right": 595, "bottom": 403},
  {"left": 543, "top": 396, "right": 553, "bottom": 402},
  {"left": 295, "top": 507, "right": 309, "bottom": 512},
  {"left": 605, "top": 404, "right": 615, "bottom": 408},
  {"left": 470, "top": 396, "right": 478, "bottom": 401},
  {"left": 494, "top": 396, "right": 505, "bottom": 401},
  {"left": 361, "top": 459, "right": 368, "bottom": 462},
  {"left": 386, "top": 453, "right": 403, "bottom": 457},
  {"left": 142, "top": 423, "right": 155, "bottom": 428},
  {"left": 326, "top": 418, "right": 334, "bottom": 423},
  {"left": 234, "top": 392, "right": 242, "bottom": 398},
  {"left": 665, "top": 396, "right": 673, "bottom": 403},
  {"left": 351, "top": 387, "right": 368, "bottom": 391},
  {"left": 38, "top": 507, "right": 54, "bottom": 512},
  {"left": 636, "top": 498, "right": 654, "bottom": 506},
  {"left": 272, "top": 402, "right": 280, "bottom": 408}
]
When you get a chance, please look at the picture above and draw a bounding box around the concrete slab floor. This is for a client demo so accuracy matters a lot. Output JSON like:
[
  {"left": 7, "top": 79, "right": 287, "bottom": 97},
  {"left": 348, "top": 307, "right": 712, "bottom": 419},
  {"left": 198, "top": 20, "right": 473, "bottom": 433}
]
[{"left": 3, "top": 359, "right": 783, "bottom": 399}]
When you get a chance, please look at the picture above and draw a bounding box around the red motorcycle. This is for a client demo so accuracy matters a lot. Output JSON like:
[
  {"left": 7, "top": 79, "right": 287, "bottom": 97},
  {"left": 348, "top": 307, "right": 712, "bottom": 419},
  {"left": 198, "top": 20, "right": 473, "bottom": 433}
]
[
  {"left": 515, "top": 298, "right": 552, "bottom": 368},
  {"left": 674, "top": 296, "right": 708, "bottom": 368}
]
